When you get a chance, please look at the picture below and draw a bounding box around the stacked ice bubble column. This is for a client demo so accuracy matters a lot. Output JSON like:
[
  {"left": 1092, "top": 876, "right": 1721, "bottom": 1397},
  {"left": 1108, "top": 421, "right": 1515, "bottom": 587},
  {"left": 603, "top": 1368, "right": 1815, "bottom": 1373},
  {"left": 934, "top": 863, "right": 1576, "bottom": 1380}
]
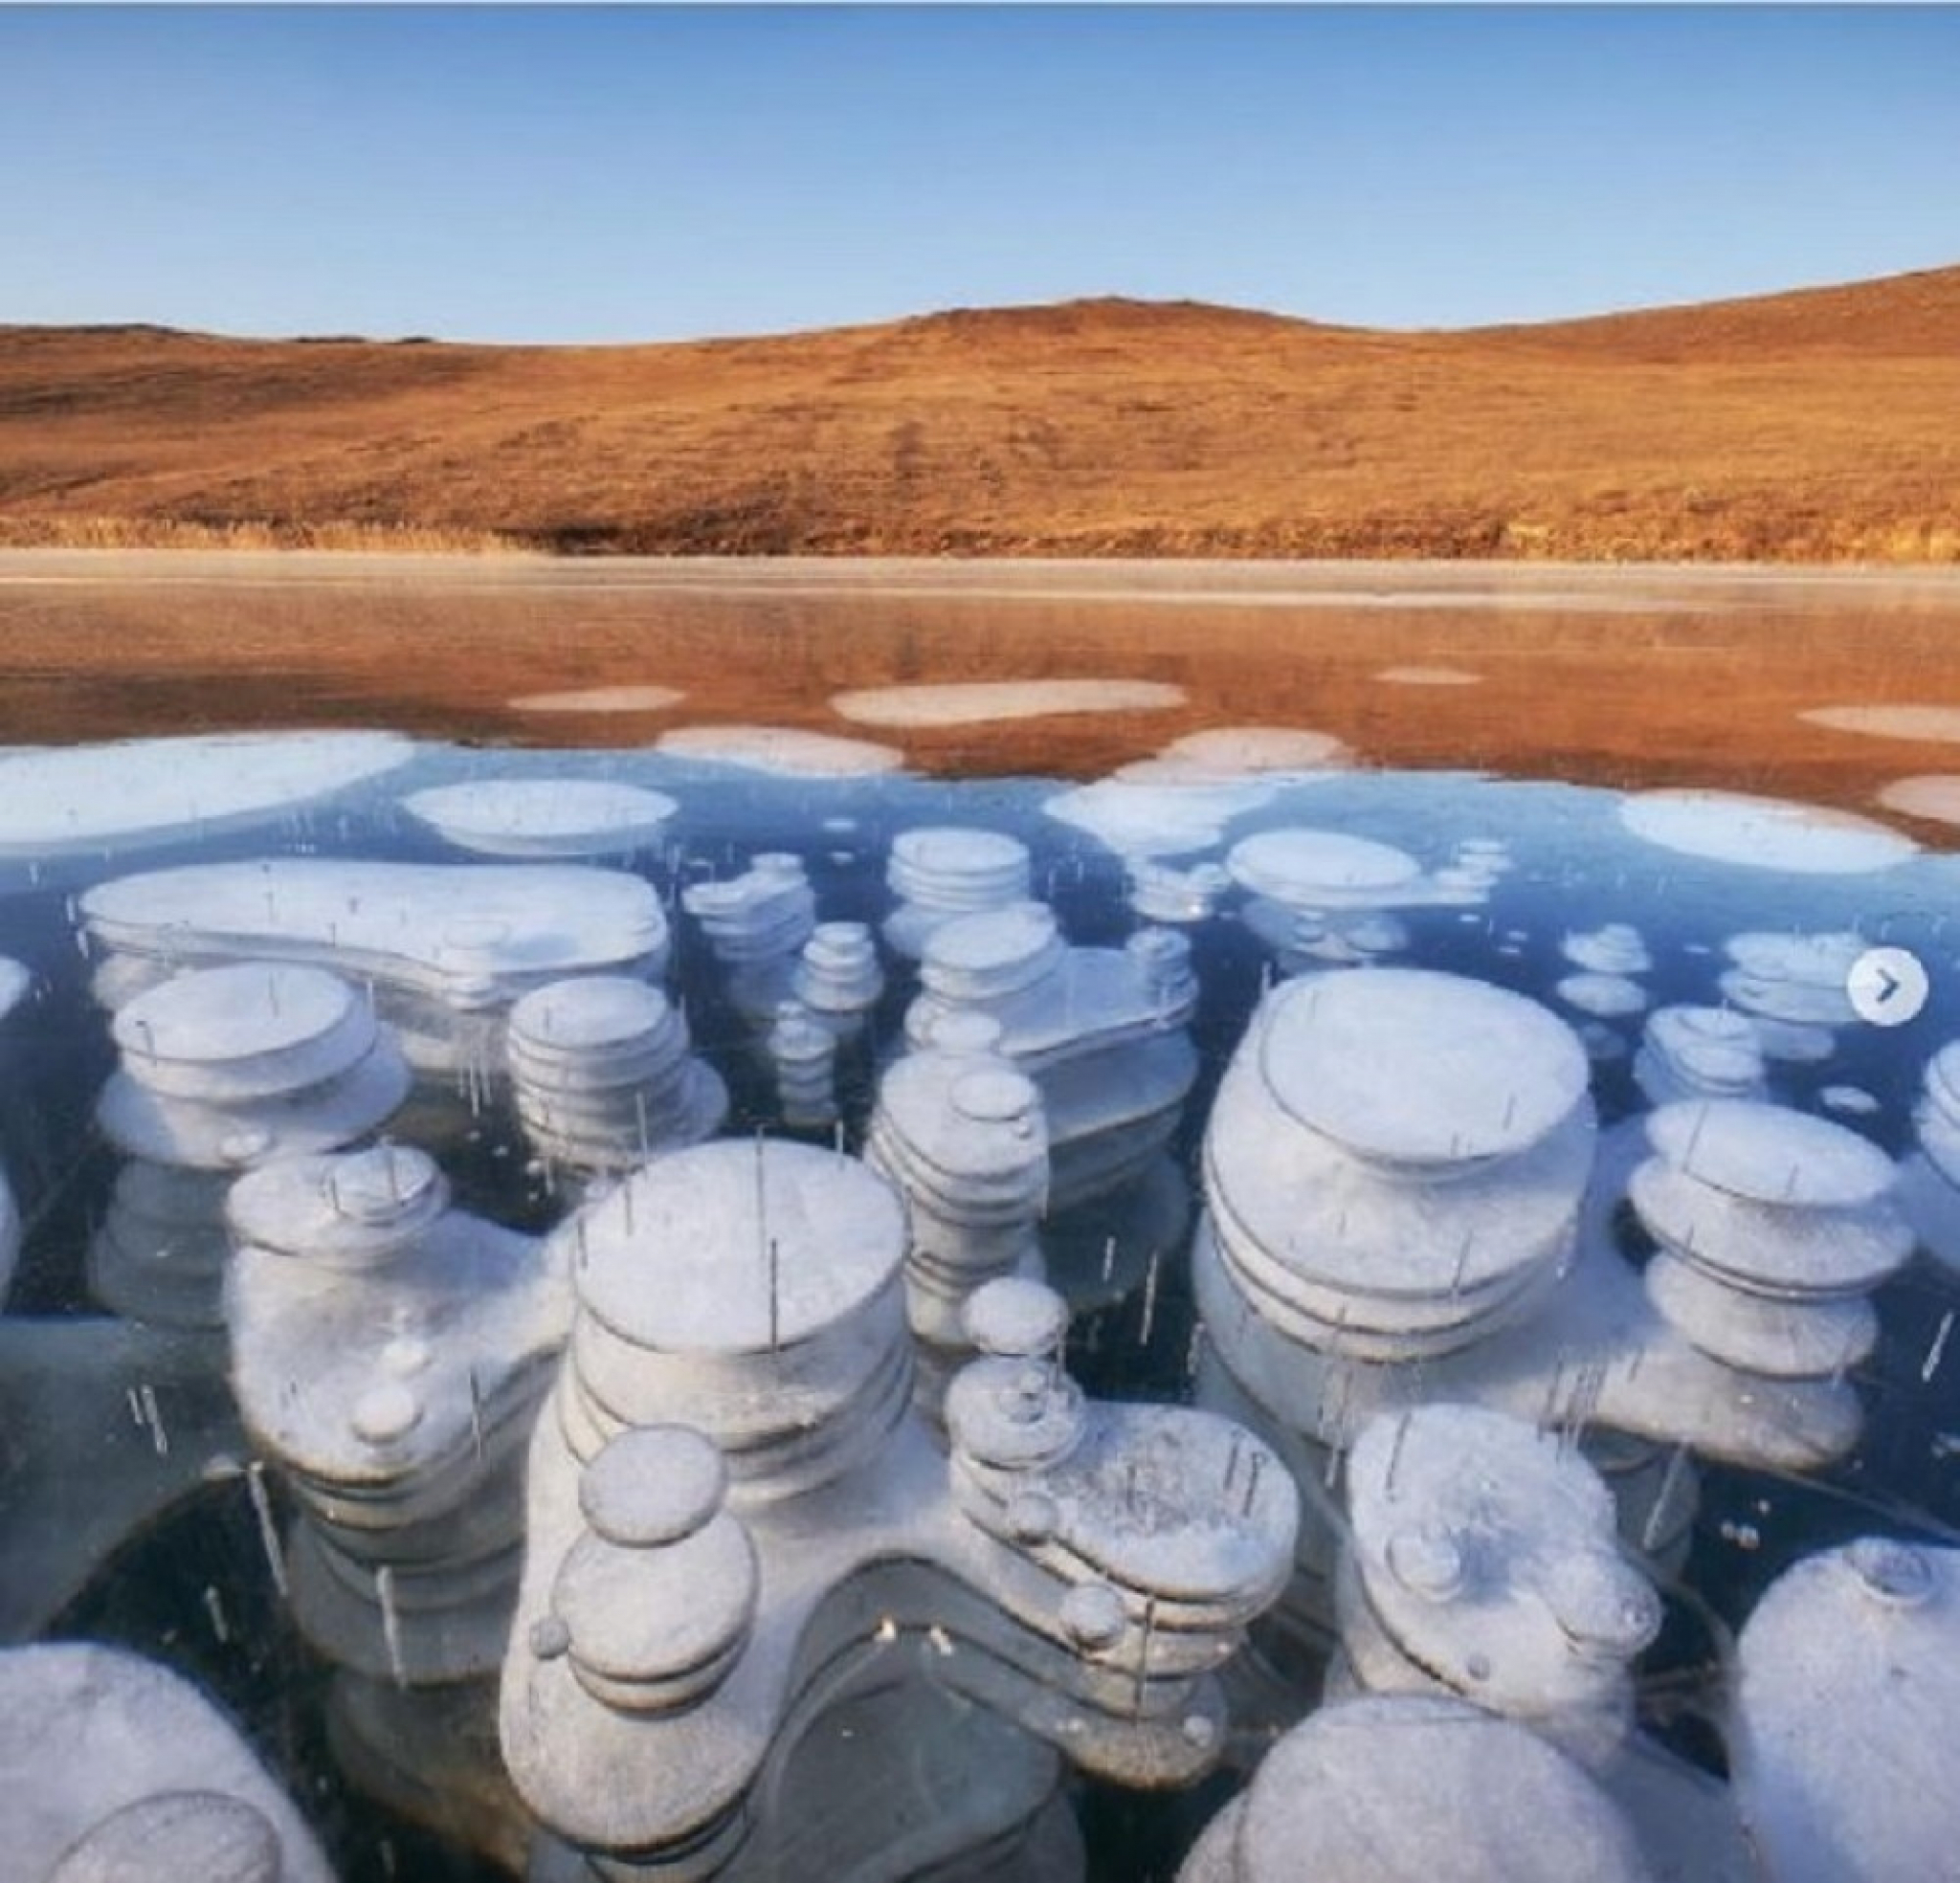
[
  {"left": 680, "top": 853, "right": 840, "bottom": 1125},
  {"left": 89, "top": 961, "right": 411, "bottom": 1328},
  {"left": 753, "top": 921, "right": 886, "bottom": 1133},
  {"left": 542, "top": 1139, "right": 914, "bottom": 1512},
  {"left": 1718, "top": 931, "right": 1862, "bottom": 1065},
  {"left": 1556, "top": 923, "right": 1653, "bottom": 1061},
  {"left": 0, "top": 1642, "right": 335, "bottom": 1883},
  {"left": 506, "top": 975, "right": 727, "bottom": 1188},
  {"left": 224, "top": 1143, "right": 567, "bottom": 1683},
  {"left": 1125, "top": 858, "right": 1234, "bottom": 925},
  {"left": 1329, "top": 1407, "right": 1659, "bottom": 1754},
  {"left": 1175, "top": 1695, "right": 1659, "bottom": 1883},
  {"left": 1202, "top": 970, "right": 1595, "bottom": 1371},
  {"left": 1192, "top": 968, "right": 1873, "bottom": 1655},
  {"left": 1895, "top": 1038, "right": 1960, "bottom": 1273},
  {"left": 1731, "top": 1539, "right": 1960, "bottom": 1883},
  {"left": 1195, "top": 966, "right": 1592, "bottom": 1625},
  {"left": 865, "top": 1012, "right": 1050, "bottom": 1404},
  {"left": 1557, "top": 923, "right": 1653, "bottom": 1019},
  {"left": 791, "top": 920, "right": 884, "bottom": 1039},
  {"left": 681, "top": 852, "right": 817, "bottom": 1023},
  {"left": 501, "top": 1143, "right": 1298, "bottom": 1876},
  {"left": 1628, "top": 1099, "right": 1912, "bottom": 1384},
  {"left": 79, "top": 857, "right": 673, "bottom": 1086},
  {"left": 945, "top": 1275, "right": 1300, "bottom": 1705},
  {"left": 1326, "top": 1406, "right": 1758, "bottom": 1878},
  {"left": 1227, "top": 830, "right": 1430, "bottom": 971},
  {"left": 881, "top": 826, "right": 1032, "bottom": 960},
  {"left": 903, "top": 901, "right": 1199, "bottom": 1211},
  {"left": 1635, "top": 1005, "right": 1769, "bottom": 1108}
]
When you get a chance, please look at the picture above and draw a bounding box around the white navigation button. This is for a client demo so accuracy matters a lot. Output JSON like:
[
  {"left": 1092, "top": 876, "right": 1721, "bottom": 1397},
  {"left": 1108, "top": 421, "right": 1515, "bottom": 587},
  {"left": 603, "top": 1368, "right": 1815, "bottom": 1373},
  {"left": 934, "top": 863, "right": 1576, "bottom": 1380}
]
[{"left": 1846, "top": 946, "right": 1929, "bottom": 1028}]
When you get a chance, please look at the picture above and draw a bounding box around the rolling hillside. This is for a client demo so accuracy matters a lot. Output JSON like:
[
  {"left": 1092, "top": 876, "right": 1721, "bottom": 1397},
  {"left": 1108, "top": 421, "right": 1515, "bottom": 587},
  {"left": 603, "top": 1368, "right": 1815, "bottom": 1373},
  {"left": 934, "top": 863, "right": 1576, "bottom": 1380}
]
[{"left": 2, "top": 265, "right": 1956, "bottom": 561}]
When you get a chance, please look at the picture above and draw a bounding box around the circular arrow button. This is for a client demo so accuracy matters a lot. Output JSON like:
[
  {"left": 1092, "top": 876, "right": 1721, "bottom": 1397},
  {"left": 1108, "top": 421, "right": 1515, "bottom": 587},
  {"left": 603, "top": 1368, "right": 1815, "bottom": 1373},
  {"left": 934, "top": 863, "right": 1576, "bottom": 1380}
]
[{"left": 1846, "top": 946, "right": 1929, "bottom": 1028}]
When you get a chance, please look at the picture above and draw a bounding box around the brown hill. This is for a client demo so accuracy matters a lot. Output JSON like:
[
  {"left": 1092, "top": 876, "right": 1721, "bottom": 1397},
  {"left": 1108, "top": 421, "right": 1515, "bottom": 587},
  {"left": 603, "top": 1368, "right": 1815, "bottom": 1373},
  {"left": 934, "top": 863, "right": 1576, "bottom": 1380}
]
[{"left": 2, "top": 265, "right": 1957, "bottom": 561}]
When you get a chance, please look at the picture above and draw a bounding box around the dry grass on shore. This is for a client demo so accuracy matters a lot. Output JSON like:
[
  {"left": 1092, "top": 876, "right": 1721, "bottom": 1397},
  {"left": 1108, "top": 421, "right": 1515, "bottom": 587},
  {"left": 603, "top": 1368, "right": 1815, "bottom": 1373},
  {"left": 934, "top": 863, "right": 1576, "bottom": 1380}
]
[{"left": 4, "top": 264, "right": 1957, "bottom": 564}]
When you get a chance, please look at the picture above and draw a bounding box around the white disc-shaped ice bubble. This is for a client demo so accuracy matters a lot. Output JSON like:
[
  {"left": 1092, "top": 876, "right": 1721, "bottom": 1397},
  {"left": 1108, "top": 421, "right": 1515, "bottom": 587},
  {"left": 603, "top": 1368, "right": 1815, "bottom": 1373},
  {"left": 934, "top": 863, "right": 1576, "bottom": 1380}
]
[
  {"left": 226, "top": 1145, "right": 451, "bottom": 1265},
  {"left": 1723, "top": 931, "right": 1866, "bottom": 984},
  {"left": 573, "top": 1141, "right": 905, "bottom": 1354},
  {"left": 1345, "top": 1407, "right": 1659, "bottom": 1716},
  {"left": 1619, "top": 788, "right": 1915, "bottom": 875},
  {"left": 0, "top": 731, "right": 414, "bottom": 858},
  {"left": 1646, "top": 1099, "right": 1895, "bottom": 1210},
  {"left": 1629, "top": 1157, "right": 1911, "bottom": 1297},
  {"left": 1801, "top": 704, "right": 1960, "bottom": 744},
  {"left": 1231, "top": 1695, "right": 1655, "bottom": 1883},
  {"left": 1045, "top": 778, "right": 1272, "bottom": 859},
  {"left": 509, "top": 976, "right": 676, "bottom": 1053},
  {"left": 1924, "top": 1042, "right": 1960, "bottom": 1126},
  {"left": 509, "top": 683, "right": 685, "bottom": 715},
  {"left": 0, "top": 957, "right": 31, "bottom": 1025},
  {"left": 922, "top": 902, "right": 1060, "bottom": 984},
  {"left": 1734, "top": 1540, "right": 1960, "bottom": 1883},
  {"left": 1878, "top": 776, "right": 1960, "bottom": 826},
  {"left": 1562, "top": 923, "right": 1653, "bottom": 976},
  {"left": 1151, "top": 724, "right": 1353, "bottom": 775},
  {"left": 578, "top": 1426, "right": 728, "bottom": 1547},
  {"left": 1647, "top": 1006, "right": 1761, "bottom": 1062},
  {"left": 889, "top": 825, "right": 1029, "bottom": 887},
  {"left": 112, "top": 963, "right": 360, "bottom": 1079},
  {"left": 83, "top": 860, "right": 670, "bottom": 1001},
  {"left": 655, "top": 723, "right": 902, "bottom": 777},
  {"left": 1555, "top": 972, "right": 1649, "bottom": 1020},
  {"left": 399, "top": 779, "right": 679, "bottom": 857},
  {"left": 553, "top": 1503, "right": 756, "bottom": 1698},
  {"left": 1227, "top": 830, "right": 1425, "bottom": 905},
  {"left": 0, "top": 1642, "right": 335, "bottom": 1883},
  {"left": 1205, "top": 1093, "right": 1592, "bottom": 1314},
  {"left": 1643, "top": 1253, "right": 1879, "bottom": 1378},
  {"left": 1821, "top": 1084, "right": 1882, "bottom": 1118},
  {"left": 1255, "top": 969, "right": 1589, "bottom": 1169},
  {"left": 44, "top": 1788, "right": 283, "bottom": 1883},
  {"left": 831, "top": 677, "right": 1184, "bottom": 726}
]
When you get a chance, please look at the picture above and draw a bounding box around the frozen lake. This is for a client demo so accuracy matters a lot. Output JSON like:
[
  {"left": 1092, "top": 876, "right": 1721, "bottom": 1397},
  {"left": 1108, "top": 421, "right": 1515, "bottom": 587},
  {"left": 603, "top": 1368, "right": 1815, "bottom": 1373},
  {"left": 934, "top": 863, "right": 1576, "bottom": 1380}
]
[{"left": 3, "top": 554, "right": 1960, "bottom": 1881}]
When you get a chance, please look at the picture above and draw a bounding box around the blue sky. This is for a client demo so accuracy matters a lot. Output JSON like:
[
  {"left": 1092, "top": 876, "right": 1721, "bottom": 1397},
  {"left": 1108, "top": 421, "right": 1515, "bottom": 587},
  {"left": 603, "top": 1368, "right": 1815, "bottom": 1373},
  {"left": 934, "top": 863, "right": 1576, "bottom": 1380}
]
[{"left": 3, "top": 6, "right": 1955, "bottom": 343}]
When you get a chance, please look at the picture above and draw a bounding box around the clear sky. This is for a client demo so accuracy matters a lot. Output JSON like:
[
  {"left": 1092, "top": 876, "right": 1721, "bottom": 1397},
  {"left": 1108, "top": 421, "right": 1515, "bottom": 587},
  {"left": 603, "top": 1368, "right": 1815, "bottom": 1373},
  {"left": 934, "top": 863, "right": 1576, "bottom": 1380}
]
[{"left": 3, "top": 5, "right": 1955, "bottom": 344}]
